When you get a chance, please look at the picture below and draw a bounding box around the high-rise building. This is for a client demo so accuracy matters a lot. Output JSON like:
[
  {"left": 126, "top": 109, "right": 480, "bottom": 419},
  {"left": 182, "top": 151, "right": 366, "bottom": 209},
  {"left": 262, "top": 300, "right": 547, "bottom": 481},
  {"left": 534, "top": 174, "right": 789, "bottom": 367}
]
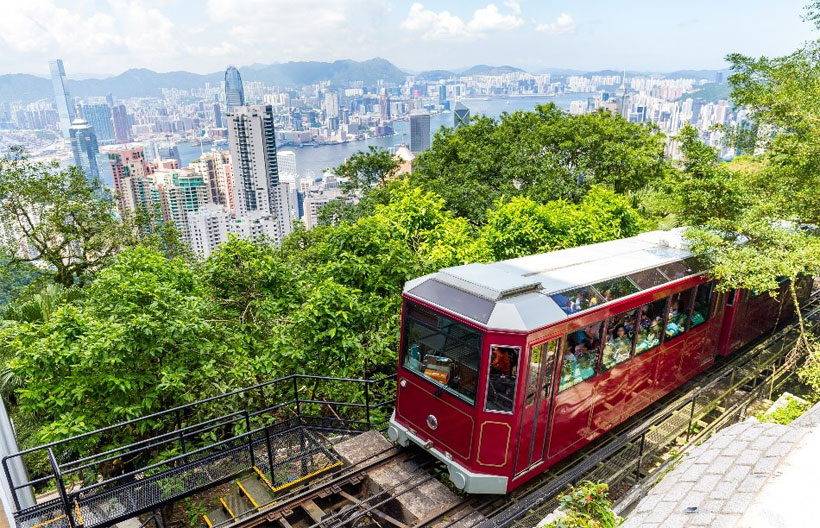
[
  {"left": 213, "top": 103, "right": 223, "bottom": 128},
  {"left": 108, "top": 147, "right": 156, "bottom": 215},
  {"left": 224, "top": 66, "right": 245, "bottom": 113},
  {"left": 111, "top": 105, "right": 131, "bottom": 143},
  {"left": 454, "top": 102, "right": 470, "bottom": 129},
  {"left": 69, "top": 119, "right": 99, "bottom": 181},
  {"left": 276, "top": 151, "right": 298, "bottom": 178},
  {"left": 324, "top": 91, "right": 340, "bottom": 120},
  {"left": 191, "top": 151, "right": 233, "bottom": 210},
  {"left": 80, "top": 103, "right": 115, "bottom": 144},
  {"left": 49, "top": 59, "right": 75, "bottom": 139},
  {"left": 438, "top": 85, "right": 447, "bottom": 104},
  {"left": 410, "top": 111, "right": 431, "bottom": 153},
  {"left": 379, "top": 94, "right": 391, "bottom": 121},
  {"left": 226, "top": 104, "right": 291, "bottom": 241},
  {"left": 105, "top": 93, "right": 114, "bottom": 107},
  {"left": 152, "top": 169, "right": 208, "bottom": 243}
]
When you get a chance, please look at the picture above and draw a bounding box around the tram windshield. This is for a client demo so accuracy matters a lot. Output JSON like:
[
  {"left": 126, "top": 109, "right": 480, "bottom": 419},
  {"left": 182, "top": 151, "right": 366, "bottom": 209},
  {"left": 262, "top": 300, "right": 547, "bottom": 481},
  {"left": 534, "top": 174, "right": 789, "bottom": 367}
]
[{"left": 402, "top": 301, "right": 482, "bottom": 404}]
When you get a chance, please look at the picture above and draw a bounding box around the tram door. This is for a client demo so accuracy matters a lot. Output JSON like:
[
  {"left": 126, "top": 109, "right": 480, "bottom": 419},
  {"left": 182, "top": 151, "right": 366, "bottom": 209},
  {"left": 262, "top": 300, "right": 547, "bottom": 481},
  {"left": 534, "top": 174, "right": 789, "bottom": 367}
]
[{"left": 514, "top": 338, "right": 560, "bottom": 476}]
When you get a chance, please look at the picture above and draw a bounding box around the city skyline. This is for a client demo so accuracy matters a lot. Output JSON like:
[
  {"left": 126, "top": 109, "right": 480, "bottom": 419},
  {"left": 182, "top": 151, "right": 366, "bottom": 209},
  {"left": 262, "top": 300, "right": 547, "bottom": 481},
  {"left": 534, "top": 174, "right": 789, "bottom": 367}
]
[{"left": 0, "top": 1, "right": 815, "bottom": 76}]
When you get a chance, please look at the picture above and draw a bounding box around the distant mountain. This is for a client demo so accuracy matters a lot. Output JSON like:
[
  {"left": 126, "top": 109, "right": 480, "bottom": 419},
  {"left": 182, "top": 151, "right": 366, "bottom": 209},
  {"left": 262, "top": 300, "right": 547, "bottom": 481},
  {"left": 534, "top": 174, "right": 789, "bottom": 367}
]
[
  {"left": 0, "top": 58, "right": 408, "bottom": 103},
  {"left": 0, "top": 74, "right": 52, "bottom": 103},
  {"left": 460, "top": 65, "right": 524, "bottom": 75},
  {"left": 665, "top": 69, "right": 730, "bottom": 81},
  {"left": 415, "top": 70, "right": 458, "bottom": 81}
]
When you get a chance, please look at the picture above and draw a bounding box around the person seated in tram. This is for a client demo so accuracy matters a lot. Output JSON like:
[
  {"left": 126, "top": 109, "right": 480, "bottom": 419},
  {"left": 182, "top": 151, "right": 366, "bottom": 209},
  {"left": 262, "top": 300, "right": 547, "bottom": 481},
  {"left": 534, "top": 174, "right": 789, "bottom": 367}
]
[
  {"left": 636, "top": 317, "right": 662, "bottom": 353},
  {"left": 665, "top": 300, "right": 688, "bottom": 337},
  {"left": 603, "top": 325, "right": 632, "bottom": 368},
  {"left": 690, "top": 307, "right": 706, "bottom": 327},
  {"left": 574, "top": 343, "right": 596, "bottom": 380}
]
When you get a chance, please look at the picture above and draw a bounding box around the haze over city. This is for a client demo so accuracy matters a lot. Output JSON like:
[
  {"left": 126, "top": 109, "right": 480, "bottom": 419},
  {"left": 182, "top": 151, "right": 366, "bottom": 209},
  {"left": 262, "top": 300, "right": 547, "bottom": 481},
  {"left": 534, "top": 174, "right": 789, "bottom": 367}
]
[{"left": 0, "top": 0, "right": 815, "bottom": 76}]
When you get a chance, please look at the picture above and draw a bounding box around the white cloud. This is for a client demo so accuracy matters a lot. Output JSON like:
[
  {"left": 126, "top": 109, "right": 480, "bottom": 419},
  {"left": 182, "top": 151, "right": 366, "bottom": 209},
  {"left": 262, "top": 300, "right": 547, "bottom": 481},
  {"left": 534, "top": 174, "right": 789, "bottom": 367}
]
[
  {"left": 536, "top": 13, "right": 576, "bottom": 35},
  {"left": 504, "top": 0, "right": 521, "bottom": 15},
  {"left": 401, "top": 2, "right": 523, "bottom": 41}
]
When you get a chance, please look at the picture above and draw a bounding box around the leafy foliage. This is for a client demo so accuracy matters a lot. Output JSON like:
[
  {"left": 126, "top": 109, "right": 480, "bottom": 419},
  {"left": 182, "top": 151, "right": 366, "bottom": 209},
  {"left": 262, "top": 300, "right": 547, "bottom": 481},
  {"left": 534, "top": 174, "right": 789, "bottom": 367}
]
[
  {"left": 0, "top": 148, "right": 136, "bottom": 287},
  {"left": 410, "top": 104, "right": 669, "bottom": 223},
  {"left": 540, "top": 481, "right": 622, "bottom": 528}
]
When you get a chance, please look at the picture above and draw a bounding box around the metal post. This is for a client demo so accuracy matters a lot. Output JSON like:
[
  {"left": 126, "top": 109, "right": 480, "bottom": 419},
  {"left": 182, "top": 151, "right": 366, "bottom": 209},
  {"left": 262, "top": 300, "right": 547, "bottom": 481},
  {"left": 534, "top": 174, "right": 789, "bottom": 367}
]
[
  {"left": 243, "top": 411, "right": 255, "bottom": 468},
  {"left": 634, "top": 433, "right": 646, "bottom": 481},
  {"left": 174, "top": 410, "right": 186, "bottom": 454},
  {"left": 2, "top": 457, "right": 21, "bottom": 512},
  {"left": 47, "top": 449, "right": 76, "bottom": 528},
  {"left": 364, "top": 382, "right": 371, "bottom": 428},
  {"left": 264, "top": 427, "right": 275, "bottom": 484},
  {"left": 292, "top": 377, "right": 301, "bottom": 426},
  {"left": 299, "top": 429, "right": 308, "bottom": 475},
  {"left": 686, "top": 393, "right": 697, "bottom": 442}
]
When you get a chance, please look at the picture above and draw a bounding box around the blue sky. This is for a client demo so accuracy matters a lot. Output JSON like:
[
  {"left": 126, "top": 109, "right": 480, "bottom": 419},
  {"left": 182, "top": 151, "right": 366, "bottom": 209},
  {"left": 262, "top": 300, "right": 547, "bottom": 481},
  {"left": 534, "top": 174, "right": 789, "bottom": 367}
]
[{"left": 0, "top": 0, "right": 815, "bottom": 76}]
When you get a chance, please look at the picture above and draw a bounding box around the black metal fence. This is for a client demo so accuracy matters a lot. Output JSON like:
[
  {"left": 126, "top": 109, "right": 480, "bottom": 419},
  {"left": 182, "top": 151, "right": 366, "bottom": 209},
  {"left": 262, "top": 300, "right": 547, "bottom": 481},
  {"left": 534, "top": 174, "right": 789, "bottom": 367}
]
[{"left": 3, "top": 373, "right": 395, "bottom": 528}]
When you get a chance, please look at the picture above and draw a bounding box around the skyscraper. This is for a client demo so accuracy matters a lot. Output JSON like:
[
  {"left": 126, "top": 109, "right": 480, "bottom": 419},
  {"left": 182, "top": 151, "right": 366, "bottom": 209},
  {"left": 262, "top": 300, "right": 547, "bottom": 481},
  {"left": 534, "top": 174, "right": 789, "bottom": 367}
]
[
  {"left": 224, "top": 66, "right": 245, "bottom": 112},
  {"left": 410, "top": 111, "right": 431, "bottom": 153},
  {"left": 69, "top": 119, "right": 99, "bottom": 182},
  {"left": 80, "top": 103, "right": 115, "bottom": 144},
  {"left": 227, "top": 105, "right": 291, "bottom": 239},
  {"left": 49, "top": 59, "right": 75, "bottom": 139},
  {"left": 111, "top": 105, "right": 131, "bottom": 143},
  {"left": 454, "top": 102, "right": 470, "bottom": 129},
  {"left": 213, "top": 103, "right": 223, "bottom": 128}
]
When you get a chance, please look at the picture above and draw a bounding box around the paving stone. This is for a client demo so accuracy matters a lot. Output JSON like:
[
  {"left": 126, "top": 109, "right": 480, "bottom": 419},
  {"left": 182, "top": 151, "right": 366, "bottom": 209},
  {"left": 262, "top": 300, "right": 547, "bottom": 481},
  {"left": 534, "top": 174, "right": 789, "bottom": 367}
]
[
  {"left": 720, "top": 439, "right": 749, "bottom": 456},
  {"left": 643, "top": 500, "right": 676, "bottom": 523},
  {"left": 709, "top": 455, "right": 736, "bottom": 475},
  {"left": 763, "top": 440, "right": 795, "bottom": 457},
  {"left": 696, "top": 447, "right": 721, "bottom": 464},
  {"left": 738, "top": 425, "right": 764, "bottom": 442},
  {"left": 687, "top": 511, "right": 716, "bottom": 526},
  {"left": 703, "top": 498, "right": 725, "bottom": 513},
  {"left": 680, "top": 490, "right": 706, "bottom": 510},
  {"left": 752, "top": 455, "right": 780, "bottom": 475},
  {"left": 635, "top": 493, "right": 662, "bottom": 514},
  {"left": 710, "top": 434, "right": 734, "bottom": 449},
  {"left": 711, "top": 481, "right": 737, "bottom": 500},
  {"left": 723, "top": 492, "right": 754, "bottom": 514},
  {"left": 737, "top": 473, "right": 768, "bottom": 494},
  {"left": 678, "top": 463, "right": 708, "bottom": 483},
  {"left": 724, "top": 463, "right": 751, "bottom": 483},
  {"left": 735, "top": 449, "right": 763, "bottom": 466},
  {"left": 710, "top": 513, "right": 740, "bottom": 528},
  {"left": 662, "top": 513, "right": 688, "bottom": 527},
  {"left": 760, "top": 423, "right": 785, "bottom": 437},
  {"left": 692, "top": 473, "right": 721, "bottom": 493},
  {"left": 662, "top": 481, "right": 693, "bottom": 502}
]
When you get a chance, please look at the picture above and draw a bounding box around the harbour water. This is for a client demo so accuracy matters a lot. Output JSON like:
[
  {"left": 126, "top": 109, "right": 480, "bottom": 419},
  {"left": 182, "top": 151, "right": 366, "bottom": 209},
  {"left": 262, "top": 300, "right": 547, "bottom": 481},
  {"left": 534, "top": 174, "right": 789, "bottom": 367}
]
[{"left": 177, "top": 94, "right": 579, "bottom": 180}]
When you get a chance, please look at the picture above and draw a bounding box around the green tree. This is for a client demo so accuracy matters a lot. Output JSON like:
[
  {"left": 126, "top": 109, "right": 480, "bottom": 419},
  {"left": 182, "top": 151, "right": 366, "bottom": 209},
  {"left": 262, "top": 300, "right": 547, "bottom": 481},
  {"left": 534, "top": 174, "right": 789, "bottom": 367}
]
[
  {"left": 336, "top": 146, "right": 400, "bottom": 190},
  {"left": 410, "top": 105, "right": 669, "bottom": 223},
  {"left": 0, "top": 149, "right": 135, "bottom": 287},
  {"left": 5, "top": 247, "right": 225, "bottom": 443}
]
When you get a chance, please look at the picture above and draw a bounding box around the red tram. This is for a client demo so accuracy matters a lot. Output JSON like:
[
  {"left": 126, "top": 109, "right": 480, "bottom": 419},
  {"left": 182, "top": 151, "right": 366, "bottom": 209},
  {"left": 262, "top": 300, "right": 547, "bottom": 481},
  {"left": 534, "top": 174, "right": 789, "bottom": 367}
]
[{"left": 387, "top": 229, "right": 811, "bottom": 494}]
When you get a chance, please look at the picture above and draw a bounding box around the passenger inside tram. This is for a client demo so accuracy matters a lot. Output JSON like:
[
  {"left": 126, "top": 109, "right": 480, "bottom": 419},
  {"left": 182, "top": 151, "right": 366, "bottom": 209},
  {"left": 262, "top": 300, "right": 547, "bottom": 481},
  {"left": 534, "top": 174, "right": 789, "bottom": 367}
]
[
  {"left": 486, "top": 346, "right": 519, "bottom": 412},
  {"left": 602, "top": 315, "right": 635, "bottom": 370},
  {"left": 635, "top": 298, "right": 668, "bottom": 354},
  {"left": 560, "top": 322, "right": 603, "bottom": 390}
]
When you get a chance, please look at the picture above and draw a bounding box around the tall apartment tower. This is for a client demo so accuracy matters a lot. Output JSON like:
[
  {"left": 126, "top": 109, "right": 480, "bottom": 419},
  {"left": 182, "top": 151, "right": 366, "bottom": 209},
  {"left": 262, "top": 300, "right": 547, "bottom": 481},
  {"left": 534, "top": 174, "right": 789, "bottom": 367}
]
[
  {"left": 111, "top": 105, "right": 131, "bottom": 143},
  {"left": 224, "top": 66, "right": 245, "bottom": 113},
  {"left": 49, "top": 59, "right": 75, "bottom": 139},
  {"left": 226, "top": 104, "right": 291, "bottom": 239},
  {"left": 69, "top": 119, "right": 99, "bottom": 182},
  {"left": 410, "top": 111, "right": 431, "bottom": 153}
]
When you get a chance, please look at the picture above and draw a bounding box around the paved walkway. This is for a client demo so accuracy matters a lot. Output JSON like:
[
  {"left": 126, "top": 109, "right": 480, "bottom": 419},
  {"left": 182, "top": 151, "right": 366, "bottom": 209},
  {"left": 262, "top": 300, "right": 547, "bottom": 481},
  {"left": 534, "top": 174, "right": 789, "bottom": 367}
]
[{"left": 623, "top": 402, "right": 820, "bottom": 528}]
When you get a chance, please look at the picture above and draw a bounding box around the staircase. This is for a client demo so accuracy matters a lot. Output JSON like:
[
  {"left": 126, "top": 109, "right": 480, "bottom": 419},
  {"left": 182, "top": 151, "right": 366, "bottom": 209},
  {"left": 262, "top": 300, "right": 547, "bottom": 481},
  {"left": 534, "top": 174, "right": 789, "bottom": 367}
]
[{"left": 203, "top": 468, "right": 275, "bottom": 527}]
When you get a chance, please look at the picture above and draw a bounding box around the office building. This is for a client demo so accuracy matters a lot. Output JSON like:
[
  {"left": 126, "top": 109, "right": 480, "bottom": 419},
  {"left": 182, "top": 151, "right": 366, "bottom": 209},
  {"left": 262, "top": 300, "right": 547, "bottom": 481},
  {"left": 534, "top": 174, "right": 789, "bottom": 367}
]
[
  {"left": 152, "top": 169, "right": 208, "bottom": 243},
  {"left": 410, "top": 111, "right": 431, "bottom": 153},
  {"left": 213, "top": 103, "right": 223, "bottom": 128},
  {"left": 80, "top": 103, "right": 115, "bottom": 144},
  {"left": 111, "top": 105, "right": 131, "bottom": 143},
  {"left": 69, "top": 119, "right": 99, "bottom": 182},
  {"left": 49, "top": 59, "right": 75, "bottom": 138},
  {"left": 226, "top": 104, "right": 291, "bottom": 241},
  {"left": 454, "top": 102, "right": 470, "bottom": 129},
  {"left": 108, "top": 147, "right": 156, "bottom": 215},
  {"left": 224, "top": 66, "right": 245, "bottom": 112}
]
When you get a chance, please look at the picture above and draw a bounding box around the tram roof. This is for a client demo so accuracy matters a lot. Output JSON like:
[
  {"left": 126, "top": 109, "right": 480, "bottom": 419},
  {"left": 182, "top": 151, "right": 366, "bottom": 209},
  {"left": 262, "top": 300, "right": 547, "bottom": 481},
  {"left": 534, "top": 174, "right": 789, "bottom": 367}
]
[{"left": 404, "top": 228, "right": 705, "bottom": 332}]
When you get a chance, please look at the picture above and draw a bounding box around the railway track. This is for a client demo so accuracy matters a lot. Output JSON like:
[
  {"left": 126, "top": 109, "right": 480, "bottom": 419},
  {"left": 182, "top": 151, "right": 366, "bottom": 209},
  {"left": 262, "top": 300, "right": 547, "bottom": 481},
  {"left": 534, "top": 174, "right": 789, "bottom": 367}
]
[{"left": 214, "top": 290, "right": 820, "bottom": 528}]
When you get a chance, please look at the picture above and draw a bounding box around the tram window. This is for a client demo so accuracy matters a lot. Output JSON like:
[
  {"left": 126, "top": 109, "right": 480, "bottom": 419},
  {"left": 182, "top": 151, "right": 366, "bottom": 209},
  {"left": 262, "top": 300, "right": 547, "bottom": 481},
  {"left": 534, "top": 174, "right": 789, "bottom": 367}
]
[
  {"left": 665, "top": 288, "right": 695, "bottom": 339},
  {"left": 552, "top": 286, "right": 605, "bottom": 315},
  {"left": 725, "top": 288, "right": 737, "bottom": 307},
  {"left": 592, "top": 276, "right": 639, "bottom": 303},
  {"left": 635, "top": 298, "right": 668, "bottom": 355},
  {"left": 402, "top": 302, "right": 482, "bottom": 405},
  {"left": 628, "top": 267, "right": 669, "bottom": 290},
  {"left": 602, "top": 308, "right": 638, "bottom": 371},
  {"left": 559, "top": 320, "right": 604, "bottom": 392},
  {"left": 691, "top": 282, "right": 714, "bottom": 328},
  {"left": 485, "top": 346, "right": 520, "bottom": 413}
]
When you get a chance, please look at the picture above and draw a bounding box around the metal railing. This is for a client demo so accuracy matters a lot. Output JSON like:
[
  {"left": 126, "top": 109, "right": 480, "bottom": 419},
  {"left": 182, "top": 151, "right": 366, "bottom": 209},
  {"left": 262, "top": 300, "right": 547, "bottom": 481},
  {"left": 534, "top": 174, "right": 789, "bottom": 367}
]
[{"left": 3, "top": 373, "right": 395, "bottom": 528}]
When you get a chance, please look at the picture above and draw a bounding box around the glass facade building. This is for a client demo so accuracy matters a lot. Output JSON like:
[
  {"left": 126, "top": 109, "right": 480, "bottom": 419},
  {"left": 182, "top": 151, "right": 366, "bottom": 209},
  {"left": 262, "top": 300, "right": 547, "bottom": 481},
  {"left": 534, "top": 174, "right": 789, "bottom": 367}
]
[
  {"left": 224, "top": 66, "right": 245, "bottom": 113},
  {"left": 69, "top": 119, "right": 100, "bottom": 182},
  {"left": 49, "top": 59, "right": 75, "bottom": 139}
]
